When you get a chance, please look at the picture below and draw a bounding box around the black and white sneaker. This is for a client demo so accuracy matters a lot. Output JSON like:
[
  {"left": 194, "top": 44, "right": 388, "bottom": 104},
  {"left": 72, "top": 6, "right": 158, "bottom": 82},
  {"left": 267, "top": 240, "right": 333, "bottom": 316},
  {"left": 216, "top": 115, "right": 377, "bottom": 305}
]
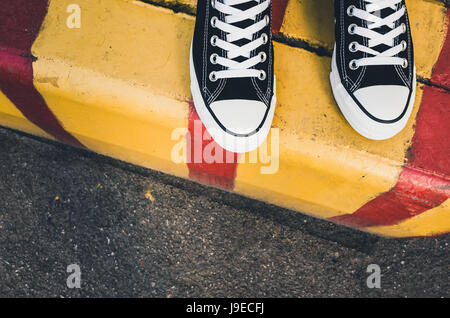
[
  {"left": 330, "top": 0, "right": 416, "bottom": 140},
  {"left": 190, "top": 0, "right": 276, "bottom": 153}
]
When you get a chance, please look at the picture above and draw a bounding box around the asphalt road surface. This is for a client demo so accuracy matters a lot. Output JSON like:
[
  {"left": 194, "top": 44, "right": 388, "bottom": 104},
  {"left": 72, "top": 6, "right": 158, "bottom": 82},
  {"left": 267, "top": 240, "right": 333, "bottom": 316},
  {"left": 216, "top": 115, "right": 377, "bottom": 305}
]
[{"left": 0, "top": 126, "right": 448, "bottom": 298}]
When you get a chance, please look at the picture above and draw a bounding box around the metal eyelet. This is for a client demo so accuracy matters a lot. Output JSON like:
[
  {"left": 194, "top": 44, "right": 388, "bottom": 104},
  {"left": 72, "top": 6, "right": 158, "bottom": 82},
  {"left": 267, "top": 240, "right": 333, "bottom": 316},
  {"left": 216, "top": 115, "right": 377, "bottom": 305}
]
[
  {"left": 348, "top": 24, "right": 357, "bottom": 35},
  {"left": 402, "top": 59, "right": 408, "bottom": 69},
  {"left": 349, "top": 60, "right": 359, "bottom": 70},
  {"left": 261, "top": 33, "right": 268, "bottom": 44},
  {"left": 258, "top": 70, "right": 266, "bottom": 81},
  {"left": 264, "top": 15, "right": 269, "bottom": 26},
  {"left": 401, "top": 40, "right": 407, "bottom": 51},
  {"left": 210, "top": 53, "right": 218, "bottom": 64},
  {"left": 209, "top": 71, "right": 218, "bottom": 82},
  {"left": 210, "top": 35, "right": 218, "bottom": 46},
  {"left": 347, "top": 5, "right": 356, "bottom": 16},
  {"left": 210, "top": 16, "right": 218, "bottom": 28},
  {"left": 401, "top": 23, "right": 407, "bottom": 34},
  {"left": 349, "top": 42, "right": 358, "bottom": 53},
  {"left": 259, "top": 52, "right": 267, "bottom": 63}
]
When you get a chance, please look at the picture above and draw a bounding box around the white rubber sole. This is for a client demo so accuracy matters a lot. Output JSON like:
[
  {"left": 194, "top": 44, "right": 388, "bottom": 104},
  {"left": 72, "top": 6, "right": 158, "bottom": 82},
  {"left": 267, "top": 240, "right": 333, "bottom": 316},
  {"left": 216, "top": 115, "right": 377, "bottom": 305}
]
[
  {"left": 190, "top": 45, "right": 276, "bottom": 153},
  {"left": 330, "top": 47, "right": 416, "bottom": 140}
]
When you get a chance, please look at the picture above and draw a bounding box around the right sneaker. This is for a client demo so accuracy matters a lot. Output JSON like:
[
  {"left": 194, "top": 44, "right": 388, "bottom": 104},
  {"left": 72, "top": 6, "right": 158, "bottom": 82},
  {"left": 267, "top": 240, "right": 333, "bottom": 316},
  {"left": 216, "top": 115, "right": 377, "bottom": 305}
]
[
  {"left": 190, "top": 0, "right": 276, "bottom": 153},
  {"left": 330, "top": 0, "right": 416, "bottom": 140}
]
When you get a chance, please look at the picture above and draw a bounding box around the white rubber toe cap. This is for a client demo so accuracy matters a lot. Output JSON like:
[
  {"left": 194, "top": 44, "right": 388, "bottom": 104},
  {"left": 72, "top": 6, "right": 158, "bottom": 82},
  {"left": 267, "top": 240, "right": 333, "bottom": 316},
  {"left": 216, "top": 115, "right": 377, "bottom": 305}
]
[
  {"left": 354, "top": 85, "right": 410, "bottom": 121},
  {"left": 209, "top": 99, "right": 267, "bottom": 135}
]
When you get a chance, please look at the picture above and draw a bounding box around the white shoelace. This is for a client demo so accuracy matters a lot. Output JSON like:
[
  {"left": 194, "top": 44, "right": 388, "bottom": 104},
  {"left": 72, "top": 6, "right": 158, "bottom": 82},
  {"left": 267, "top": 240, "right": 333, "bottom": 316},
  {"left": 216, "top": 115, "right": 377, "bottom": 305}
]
[
  {"left": 347, "top": 0, "right": 408, "bottom": 70},
  {"left": 209, "top": 0, "right": 270, "bottom": 82}
]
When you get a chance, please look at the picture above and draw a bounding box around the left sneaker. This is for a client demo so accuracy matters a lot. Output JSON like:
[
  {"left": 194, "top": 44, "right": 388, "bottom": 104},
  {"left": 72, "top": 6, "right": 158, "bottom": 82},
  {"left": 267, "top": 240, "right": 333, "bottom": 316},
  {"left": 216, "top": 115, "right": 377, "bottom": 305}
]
[
  {"left": 190, "top": 0, "right": 276, "bottom": 153},
  {"left": 330, "top": 0, "right": 416, "bottom": 140}
]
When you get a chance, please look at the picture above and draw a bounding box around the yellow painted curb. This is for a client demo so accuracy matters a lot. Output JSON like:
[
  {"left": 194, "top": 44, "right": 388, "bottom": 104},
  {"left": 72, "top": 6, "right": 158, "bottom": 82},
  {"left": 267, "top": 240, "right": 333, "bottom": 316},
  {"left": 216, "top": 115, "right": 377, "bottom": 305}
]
[{"left": 0, "top": 0, "right": 448, "bottom": 237}]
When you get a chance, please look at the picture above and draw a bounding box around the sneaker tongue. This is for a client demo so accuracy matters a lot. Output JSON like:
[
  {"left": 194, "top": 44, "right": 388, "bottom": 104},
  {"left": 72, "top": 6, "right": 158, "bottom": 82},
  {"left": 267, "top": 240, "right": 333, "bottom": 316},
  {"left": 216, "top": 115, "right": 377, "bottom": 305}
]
[
  {"left": 367, "top": 6, "right": 397, "bottom": 53},
  {"left": 226, "top": 1, "right": 261, "bottom": 61},
  {"left": 229, "top": 1, "right": 259, "bottom": 32},
  {"left": 358, "top": 5, "right": 403, "bottom": 89},
  {"left": 232, "top": 0, "right": 258, "bottom": 16}
]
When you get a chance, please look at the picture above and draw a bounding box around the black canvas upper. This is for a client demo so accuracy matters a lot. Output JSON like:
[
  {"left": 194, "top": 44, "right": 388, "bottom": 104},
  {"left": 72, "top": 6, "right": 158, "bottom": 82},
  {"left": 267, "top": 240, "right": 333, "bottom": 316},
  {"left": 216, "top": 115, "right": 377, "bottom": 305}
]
[
  {"left": 334, "top": 0, "right": 415, "bottom": 106},
  {"left": 191, "top": 0, "right": 274, "bottom": 136}
]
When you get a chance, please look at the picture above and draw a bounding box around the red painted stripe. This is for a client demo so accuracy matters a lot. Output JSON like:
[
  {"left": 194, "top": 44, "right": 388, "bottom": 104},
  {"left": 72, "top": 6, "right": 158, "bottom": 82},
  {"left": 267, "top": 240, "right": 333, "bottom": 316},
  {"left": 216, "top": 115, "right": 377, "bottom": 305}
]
[
  {"left": 330, "top": 9, "right": 450, "bottom": 228},
  {"left": 407, "top": 86, "right": 450, "bottom": 177},
  {"left": 272, "top": 0, "right": 289, "bottom": 34},
  {"left": 0, "top": 0, "right": 84, "bottom": 148},
  {"left": 331, "top": 168, "right": 449, "bottom": 228},
  {"left": 186, "top": 102, "right": 238, "bottom": 190},
  {"left": 430, "top": 10, "right": 450, "bottom": 90}
]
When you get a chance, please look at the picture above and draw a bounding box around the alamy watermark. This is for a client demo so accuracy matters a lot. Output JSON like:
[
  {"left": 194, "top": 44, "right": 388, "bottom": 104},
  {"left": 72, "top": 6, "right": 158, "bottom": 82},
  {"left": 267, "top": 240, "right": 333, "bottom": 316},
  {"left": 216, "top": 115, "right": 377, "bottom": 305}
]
[
  {"left": 366, "top": 264, "right": 381, "bottom": 289},
  {"left": 170, "top": 120, "right": 279, "bottom": 174},
  {"left": 66, "top": 264, "right": 81, "bottom": 289},
  {"left": 66, "top": 4, "right": 81, "bottom": 29}
]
